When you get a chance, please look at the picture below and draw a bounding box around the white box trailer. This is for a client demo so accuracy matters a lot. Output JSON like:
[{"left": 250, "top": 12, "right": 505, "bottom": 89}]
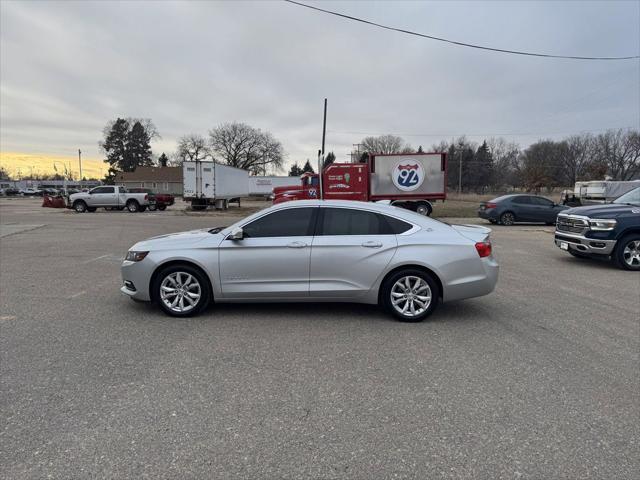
[
  {"left": 183, "top": 161, "right": 249, "bottom": 210},
  {"left": 247, "top": 176, "right": 293, "bottom": 196},
  {"left": 573, "top": 180, "right": 640, "bottom": 204}
]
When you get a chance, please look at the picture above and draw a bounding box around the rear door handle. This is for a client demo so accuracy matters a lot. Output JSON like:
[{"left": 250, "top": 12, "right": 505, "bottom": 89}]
[
  {"left": 362, "top": 241, "right": 383, "bottom": 248},
  {"left": 287, "top": 241, "right": 307, "bottom": 248}
]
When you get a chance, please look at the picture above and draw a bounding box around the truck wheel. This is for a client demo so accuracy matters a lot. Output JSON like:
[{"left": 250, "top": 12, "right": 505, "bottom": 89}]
[
  {"left": 381, "top": 269, "right": 440, "bottom": 322},
  {"left": 148, "top": 204, "right": 157, "bottom": 211},
  {"left": 158, "top": 205, "right": 167, "bottom": 211},
  {"left": 126, "top": 200, "right": 139, "bottom": 213},
  {"left": 73, "top": 200, "right": 87, "bottom": 213},
  {"left": 500, "top": 212, "right": 515, "bottom": 226},
  {"left": 139, "top": 206, "right": 147, "bottom": 212},
  {"left": 415, "top": 202, "right": 432, "bottom": 216},
  {"left": 87, "top": 207, "right": 97, "bottom": 213},
  {"left": 153, "top": 264, "right": 211, "bottom": 317},
  {"left": 614, "top": 234, "right": 640, "bottom": 271}
]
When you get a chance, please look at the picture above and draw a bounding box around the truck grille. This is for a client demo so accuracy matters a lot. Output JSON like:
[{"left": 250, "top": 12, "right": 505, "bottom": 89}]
[{"left": 556, "top": 215, "right": 588, "bottom": 234}]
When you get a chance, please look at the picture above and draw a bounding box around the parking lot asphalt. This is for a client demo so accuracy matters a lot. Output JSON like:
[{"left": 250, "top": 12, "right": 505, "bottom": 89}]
[{"left": 1, "top": 198, "right": 638, "bottom": 479}]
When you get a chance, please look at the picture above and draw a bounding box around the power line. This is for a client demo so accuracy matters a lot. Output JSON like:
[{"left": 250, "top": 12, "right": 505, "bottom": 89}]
[
  {"left": 284, "top": 0, "right": 640, "bottom": 61},
  {"left": 327, "top": 126, "right": 636, "bottom": 138}
]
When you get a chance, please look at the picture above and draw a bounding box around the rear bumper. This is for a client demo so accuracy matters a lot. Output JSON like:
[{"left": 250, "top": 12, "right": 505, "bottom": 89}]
[
  {"left": 477, "top": 209, "right": 498, "bottom": 220},
  {"left": 554, "top": 231, "right": 617, "bottom": 255},
  {"left": 444, "top": 256, "right": 499, "bottom": 302}
]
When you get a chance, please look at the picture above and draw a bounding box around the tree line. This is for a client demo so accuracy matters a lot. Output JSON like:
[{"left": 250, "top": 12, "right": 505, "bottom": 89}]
[
  {"left": 100, "top": 119, "right": 286, "bottom": 182},
  {"left": 356, "top": 128, "right": 639, "bottom": 192}
]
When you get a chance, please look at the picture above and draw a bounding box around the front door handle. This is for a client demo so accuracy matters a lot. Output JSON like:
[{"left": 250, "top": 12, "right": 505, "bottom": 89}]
[
  {"left": 287, "top": 241, "right": 307, "bottom": 248},
  {"left": 362, "top": 241, "right": 383, "bottom": 248}
]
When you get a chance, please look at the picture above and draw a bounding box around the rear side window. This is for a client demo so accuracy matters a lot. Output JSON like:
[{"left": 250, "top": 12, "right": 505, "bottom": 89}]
[
  {"left": 243, "top": 207, "right": 316, "bottom": 238},
  {"left": 511, "top": 196, "right": 531, "bottom": 205},
  {"left": 530, "top": 196, "right": 553, "bottom": 206},
  {"left": 319, "top": 208, "right": 411, "bottom": 235}
]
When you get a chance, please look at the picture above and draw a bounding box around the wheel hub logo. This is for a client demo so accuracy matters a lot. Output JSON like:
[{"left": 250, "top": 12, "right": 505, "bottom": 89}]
[{"left": 392, "top": 161, "right": 425, "bottom": 191}]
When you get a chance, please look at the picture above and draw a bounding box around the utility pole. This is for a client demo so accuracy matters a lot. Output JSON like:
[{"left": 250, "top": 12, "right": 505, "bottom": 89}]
[
  {"left": 319, "top": 98, "right": 327, "bottom": 200},
  {"left": 458, "top": 148, "right": 463, "bottom": 195},
  {"left": 78, "top": 149, "right": 83, "bottom": 190}
]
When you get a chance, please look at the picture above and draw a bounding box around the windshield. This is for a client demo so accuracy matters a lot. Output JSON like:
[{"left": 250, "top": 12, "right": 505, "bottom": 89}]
[{"left": 612, "top": 187, "right": 640, "bottom": 206}]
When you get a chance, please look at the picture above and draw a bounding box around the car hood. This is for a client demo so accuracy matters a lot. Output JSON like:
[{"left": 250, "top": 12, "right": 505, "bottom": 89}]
[
  {"left": 561, "top": 204, "right": 640, "bottom": 219},
  {"left": 132, "top": 229, "right": 223, "bottom": 250},
  {"left": 450, "top": 224, "right": 491, "bottom": 242}
]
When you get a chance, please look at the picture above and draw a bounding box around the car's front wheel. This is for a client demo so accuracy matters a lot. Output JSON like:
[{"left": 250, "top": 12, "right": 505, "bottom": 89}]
[
  {"left": 153, "top": 264, "right": 211, "bottom": 317},
  {"left": 614, "top": 234, "right": 640, "bottom": 271},
  {"left": 381, "top": 269, "right": 440, "bottom": 322}
]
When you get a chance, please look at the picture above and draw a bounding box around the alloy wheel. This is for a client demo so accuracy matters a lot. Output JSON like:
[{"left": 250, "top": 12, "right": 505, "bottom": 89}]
[
  {"left": 501, "top": 212, "right": 515, "bottom": 226},
  {"left": 390, "top": 276, "right": 432, "bottom": 318},
  {"left": 160, "top": 272, "right": 202, "bottom": 313},
  {"left": 623, "top": 240, "right": 640, "bottom": 267}
]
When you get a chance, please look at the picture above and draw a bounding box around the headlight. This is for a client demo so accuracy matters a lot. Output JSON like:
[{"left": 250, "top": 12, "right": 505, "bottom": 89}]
[
  {"left": 588, "top": 219, "right": 617, "bottom": 231},
  {"left": 125, "top": 251, "right": 149, "bottom": 262}
]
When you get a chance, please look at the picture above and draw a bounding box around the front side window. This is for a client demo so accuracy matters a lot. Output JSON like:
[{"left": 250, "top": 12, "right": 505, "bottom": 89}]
[
  {"left": 319, "top": 208, "right": 410, "bottom": 235},
  {"left": 92, "top": 187, "right": 114, "bottom": 194},
  {"left": 243, "top": 207, "right": 316, "bottom": 238}
]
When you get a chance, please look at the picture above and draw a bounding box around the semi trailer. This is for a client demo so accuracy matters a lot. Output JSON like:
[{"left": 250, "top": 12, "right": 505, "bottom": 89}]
[
  {"left": 273, "top": 153, "right": 447, "bottom": 215},
  {"left": 183, "top": 161, "right": 249, "bottom": 210}
]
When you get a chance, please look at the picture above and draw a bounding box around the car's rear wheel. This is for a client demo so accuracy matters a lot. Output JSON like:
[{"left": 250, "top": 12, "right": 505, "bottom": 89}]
[
  {"left": 126, "top": 200, "right": 139, "bottom": 212},
  {"left": 500, "top": 211, "right": 515, "bottom": 226},
  {"left": 158, "top": 204, "right": 167, "bottom": 211},
  {"left": 614, "top": 234, "right": 640, "bottom": 271},
  {"left": 153, "top": 264, "right": 211, "bottom": 317},
  {"left": 73, "top": 200, "right": 87, "bottom": 213},
  {"left": 382, "top": 269, "right": 440, "bottom": 322}
]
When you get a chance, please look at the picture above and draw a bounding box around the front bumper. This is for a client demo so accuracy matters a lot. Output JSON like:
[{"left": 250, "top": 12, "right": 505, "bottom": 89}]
[
  {"left": 120, "top": 259, "right": 154, "bottom": 301},
  {"left": 554, "top": 231, "right": 617, "bottom": 255}
]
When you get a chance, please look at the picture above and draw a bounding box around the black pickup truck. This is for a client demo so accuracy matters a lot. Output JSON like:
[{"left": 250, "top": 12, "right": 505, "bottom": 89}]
[{"left": 554, "top": 187, "right": 640, "bottom": 270}]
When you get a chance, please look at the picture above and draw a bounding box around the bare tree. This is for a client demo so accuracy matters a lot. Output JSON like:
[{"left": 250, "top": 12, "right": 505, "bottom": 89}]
[
  {"left": 592, "top": 129, "right": 640, "bottom": 180},
  {"left": 209, "top": 122, "right": 284, "bottom": 174},
  {"left": 177, "top": 134, "right": 212, "bottom": 165},
  {"left": 561, "top": 134, "right": 593, "bottom": 185},
  {"left": 487, "top": 137, "right": 521, "bottom": 189},
  {"left": 361, "top": 134, "right": 408, "bottom": 154}
]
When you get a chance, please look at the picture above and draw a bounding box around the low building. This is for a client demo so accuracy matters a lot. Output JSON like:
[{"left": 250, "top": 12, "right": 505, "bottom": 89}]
[{"left": 116, "top": 166, "right": 183, "bottom": 195}]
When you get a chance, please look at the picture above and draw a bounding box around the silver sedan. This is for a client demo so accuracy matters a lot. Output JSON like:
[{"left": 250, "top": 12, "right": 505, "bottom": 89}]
[{"left": 120, "top": 200, "right": 499, "bottom": 322}]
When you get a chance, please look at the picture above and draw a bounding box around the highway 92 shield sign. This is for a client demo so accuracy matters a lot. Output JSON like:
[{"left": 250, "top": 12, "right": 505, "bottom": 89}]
[{"left": 392, "top": 160, "right": 425, "bottom": 191}]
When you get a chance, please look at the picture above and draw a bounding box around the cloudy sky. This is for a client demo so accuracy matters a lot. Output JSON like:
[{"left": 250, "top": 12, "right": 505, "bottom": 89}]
[{"left": 1, "top": 0, "right": 638, "bottom": 169}]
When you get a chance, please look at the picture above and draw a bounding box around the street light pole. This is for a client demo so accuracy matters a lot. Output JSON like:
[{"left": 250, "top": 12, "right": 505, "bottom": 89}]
[{"left": 458, "top": 148, "right": 463, "bottom": 195}]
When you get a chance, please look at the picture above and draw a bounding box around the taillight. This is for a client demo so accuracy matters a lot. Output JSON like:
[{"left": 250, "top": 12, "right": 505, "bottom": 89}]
[
  {"left": 475, "top": 242, "right": 492, "bottom": 258},
  {"left": 144, "top": 194, "right": 148, "bottom": 200},
  {"left": 485, "top": 202, "right": 497, "bottom": 209}
]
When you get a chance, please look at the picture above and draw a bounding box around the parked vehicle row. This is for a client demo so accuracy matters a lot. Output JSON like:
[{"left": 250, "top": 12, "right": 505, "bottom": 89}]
[{"left": 477, "top": 189, "right": 640, "bottom": 271}]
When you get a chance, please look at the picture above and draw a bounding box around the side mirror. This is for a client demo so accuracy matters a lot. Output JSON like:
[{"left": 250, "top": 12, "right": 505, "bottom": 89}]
[{"left": 227, "top": 227, "right": 243, "bottom": 240}]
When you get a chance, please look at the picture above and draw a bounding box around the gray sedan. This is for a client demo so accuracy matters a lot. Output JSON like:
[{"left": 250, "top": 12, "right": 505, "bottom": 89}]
[{"left": 121, "top": 200, "right": 499, "bottom": 322}]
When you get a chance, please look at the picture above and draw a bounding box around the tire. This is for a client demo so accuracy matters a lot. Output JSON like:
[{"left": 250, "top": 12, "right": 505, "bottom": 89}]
[
  {"left": 153, "top": 264, "right": 211, "bottom": 317},
  {"left": 126, "top": 200, "right": 139, "bottom": 213},
  {"left": 87, "top": 207, "right": 97, "bottom": 213},
  {"left": 381, "top": 269, "right": 440, "bottom": 322},
  {"left": 614, "top": 234, "right": 640, "bottom": 271},
  {"left": 139, "top": 206, "right": 147, "bottom": 212},
  {"left": 158, "top": 204, "right": 167, "bottom": 211},
  {"left": 415, "top": 201, "right": 432, "bottom": 216},
  {"left": 73, "top": 200, "right": 87, "bottom": 213},
  {"left": 499, "top": 211, "right": 515, "bottom": 226},
  {"left": 148, "top": 204, "right": 157, "bottom": 211}
]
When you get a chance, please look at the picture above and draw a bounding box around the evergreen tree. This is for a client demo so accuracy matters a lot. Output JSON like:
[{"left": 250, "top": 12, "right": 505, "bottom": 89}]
[
  {"left": 417, "top": 145, "right": 424, "bottom": 153},
  {"left": 288, "top": 162, "right": 303, "bottom": 176},
  {"left": 100, "top": 117, "right": 157, "bottom": 173},
  {"left": 158, "top": 152, "right": 169, "bottom": 167},
  {"left": 472, "top": 141, "right": 494, "bottom": 192},
  {"left": 302, "top": 159, "right": 315, "bottom": 174},
  {"left": 324, "top": 151, "right": 336, "bottom": 167}
]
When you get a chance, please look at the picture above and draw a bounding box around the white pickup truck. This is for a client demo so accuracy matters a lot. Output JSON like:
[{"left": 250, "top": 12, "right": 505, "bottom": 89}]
[{"left": 68, "top": 186, "right": 151, "bottom": 213}]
